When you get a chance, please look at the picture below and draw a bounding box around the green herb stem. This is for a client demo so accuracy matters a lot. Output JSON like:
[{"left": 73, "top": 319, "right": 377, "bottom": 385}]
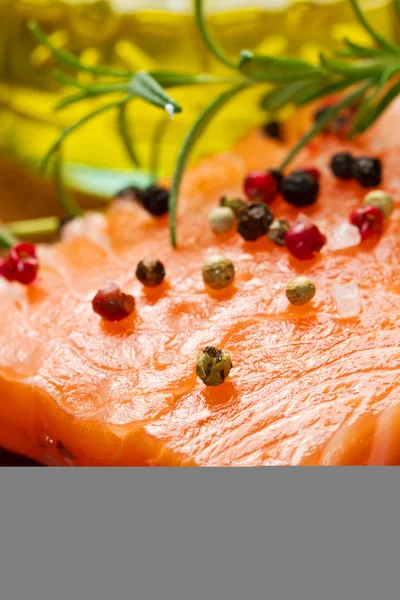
[
  {"left": 194, "top": 0, "right": 237, "bottom": 70},
  {"left": 280, "top": 80, "right": 372, "bottom": 170},
  {"left": 29, "top": 21, "right": 131, "bottom": 78},
  {"left": 169, "top": 82, "right": 249, "bottom": 247},
  {"left": 7, "top": 217, "right": 60, "bottom": 238},
  {"left": 348, "top": 0, "right": 400, "bottom": 55},
  {"left": 118, "top": 104, "right": 142, "bottom": 168},
  {"left": 41, "top": 96, "right": 133, "bottom": 173},
  {"left": 150, "top": 116, "right": 170, "bottom": 178}
]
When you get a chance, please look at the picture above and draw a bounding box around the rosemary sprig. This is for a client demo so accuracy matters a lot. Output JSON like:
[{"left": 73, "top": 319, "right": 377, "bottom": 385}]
[
  {"left": 167, "top": 0, "right": 400, "bottom": 246},
  {"left": 150, "top": 116, "right": 171, "bottom": 179},
  {"left": 3, "top": 0, "right": 399, "bottom": 249},
  {"left": 118, "top": 104, "right": 141, "bottom": 168},
  {"left": 169, "top": 82, "right": 250, "bottom": 247}
]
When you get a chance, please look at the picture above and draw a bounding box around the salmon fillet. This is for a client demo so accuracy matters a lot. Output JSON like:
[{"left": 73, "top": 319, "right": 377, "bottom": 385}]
[{"left": 0, "top": 102, "right": 399, "bottom": 466}]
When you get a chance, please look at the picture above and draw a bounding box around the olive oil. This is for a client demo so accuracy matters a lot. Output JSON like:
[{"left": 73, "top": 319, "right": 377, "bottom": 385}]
[{"left": 0, "top": 0, "right": 397, "bottom": 180}]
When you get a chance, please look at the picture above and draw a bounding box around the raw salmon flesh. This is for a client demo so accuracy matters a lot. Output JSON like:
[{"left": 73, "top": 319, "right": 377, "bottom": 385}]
[{"left": 0, "top": 101, "right": 400, "bottom": 466}]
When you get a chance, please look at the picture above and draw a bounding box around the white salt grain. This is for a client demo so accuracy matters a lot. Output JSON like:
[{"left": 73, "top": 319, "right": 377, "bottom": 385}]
[
  {"left": 328, "top": 223, "right": 361, "bottom": 251},
  {"left": 332, "top": 281, "right": 361, "bottom": 318}
]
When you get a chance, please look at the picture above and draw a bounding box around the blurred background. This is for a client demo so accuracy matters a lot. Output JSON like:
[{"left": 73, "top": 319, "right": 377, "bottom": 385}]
[{"left": 0, "top": 0, "right": 398, "bottom": 224}]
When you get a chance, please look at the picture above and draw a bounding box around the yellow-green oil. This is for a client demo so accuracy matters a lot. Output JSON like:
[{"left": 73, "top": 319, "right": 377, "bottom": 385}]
[{"left": 0, "top": 1, "right": 397, "bottom": 197}]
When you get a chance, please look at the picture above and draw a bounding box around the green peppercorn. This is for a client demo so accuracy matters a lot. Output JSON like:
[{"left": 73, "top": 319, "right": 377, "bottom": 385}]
[
  {"left": 286, "top": 276, "right": 316, "bottom": 306},
  {"left": 267, "top": 219, "right": 291, "bottom": 247},
  {"left": 363, "top": 190, "right": 393, "bottom": 218},
  {"left": 196, "top": 346, "right": 233, "bottom": 387},
  {"left": 136, "top": 258, "right": 166, "bottom": 287},
  {"left": 209, "top": 207, "right": 235, "bottom": 234},
  {"left": 202, "top": 255, "right": 235, "bottom": 290},
  {"left": 220, "top": 196, "right": 247, "bottom": 217}
]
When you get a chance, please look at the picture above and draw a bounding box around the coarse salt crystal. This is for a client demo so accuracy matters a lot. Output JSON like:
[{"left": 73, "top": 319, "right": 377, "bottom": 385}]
[
  {"left": 332, "top": 281, "right": 361, "bottom": 318},
  {"left": 328, "top": 223, "right": 361, "bottom": 251}
]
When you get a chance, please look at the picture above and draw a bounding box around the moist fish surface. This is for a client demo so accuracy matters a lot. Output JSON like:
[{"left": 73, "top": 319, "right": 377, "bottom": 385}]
[{"left": 0, "top": 103, "right": 399, "bottom": 466}]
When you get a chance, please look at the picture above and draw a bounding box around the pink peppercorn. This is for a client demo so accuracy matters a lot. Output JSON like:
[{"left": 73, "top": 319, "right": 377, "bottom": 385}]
[{"left": 285, "top": 220, "right": 327, "bottom": 260}]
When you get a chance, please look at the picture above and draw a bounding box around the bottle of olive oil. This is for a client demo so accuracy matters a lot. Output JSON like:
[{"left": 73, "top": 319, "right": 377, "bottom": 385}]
[{"left": 0, "top": 0, "right": 397, "bottom": 187}]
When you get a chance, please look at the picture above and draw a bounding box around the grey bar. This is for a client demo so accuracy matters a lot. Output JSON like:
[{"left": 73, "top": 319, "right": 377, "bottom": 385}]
[{"left": 1, "top": 468, "right": 400, "bottom": 600}]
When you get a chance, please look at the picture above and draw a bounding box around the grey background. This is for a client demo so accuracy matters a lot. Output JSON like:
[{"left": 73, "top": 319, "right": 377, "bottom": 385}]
[{"left": 1, "top": 468, "right": 399, "bottom": 600}]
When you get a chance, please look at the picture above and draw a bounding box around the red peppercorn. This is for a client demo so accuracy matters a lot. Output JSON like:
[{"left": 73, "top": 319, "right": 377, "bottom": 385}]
[
  {"left": 349, "top": 205, "right": 384, "bottom": 241},
  {"left": 0, "top": 258, "right": 14, "bottom": 281},
  {"left": 7, "top": 243, "right": 39, "bottom": 285},
  {"left": 285, "top": 220, "right": 327, "bottom": 260},
  {"left": 243, "top": 170, "right": 280, "bottom": 204},
  {"left": 92, "top": 282, "right": 135, "bottom": 322},
  {"left": 302, "top": 167, "right": 321, "bottom": 181}
]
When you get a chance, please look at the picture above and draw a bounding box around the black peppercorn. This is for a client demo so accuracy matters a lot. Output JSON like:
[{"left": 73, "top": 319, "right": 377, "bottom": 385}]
[
  {"left": 352, "top": 157, "right": 382, "bottom": 188},
  {"left": 140, "top": 185, "right": 170, "bottom": 216},
  {"left": 136, "top": 258, "right": 166, "bottom": 287},
  {"left": 330, "top": 152, "right": 355, "bottom": 180},
  {"left": 262, "top": 120, "right": 282, "bottom": 141},
  {"left": 237, "top": 202, "right": 274, "bottom": 241},
  {"left": 116, "top": 185, "right": 170, "bottom": 216},
  {"left": 281, "top": 170, "right": 319, "bottom": 207}
]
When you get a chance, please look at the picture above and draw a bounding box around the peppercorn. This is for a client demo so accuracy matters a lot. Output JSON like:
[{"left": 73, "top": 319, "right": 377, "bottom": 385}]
[
  {"left": 209, "top": 207, "right": 235, "bottom": 234},
  {"left": 0, "top": 259, "right": 13, "bottom": 281},
  {"left": 136, "top": 258, "right": 166, "bottom": 288},
  {"left": 314, "top": 104, "right": 352, "bottom": 137},
  {"left": 237, "top": 203, "right": 274, "bottom": 241},
  {"left": 267, "top": 219, "right": 290, "bottom": 247},
  {"left": 269, "top": 169, "right": 284, "bottom": 190},
  {"left": 363, "top": 190, "right": 393, "bottom": 218},
  {"left": 202, "top": 255, "right": 235, "bottom": 290},
  {"left": 116, "top": 185, "right": 170, "bottom": 216},
  {"left": 220, "top": 196, "right": 247, "bottom": 217},
  {"left": 285, "top": 220, "right": 327, "bottom": 260},
  {"left": 196, "top": 346, "right": 233, "bottom": 387},
  {"left": 331, "top": 113, "right": 352, "bottom": 137},
  {"left": 262, "top": 120, "right": 282, "bottom": 141},
  {"left": 115, "top": 185, "right": 141, "bottom": 202},
  {"left": 281, "top": 170, "right": 319, "bottom": 207},
  {"left": 330, "top": 152, "right": 354, "bottom": 180},
  {"left": 140, "top": 185, "right": 170, "bottom": 216},
  {"left": 352, "top": 157, "right": 382, "bottom": 188},
  {"left": 350, "top": 205, "right": 384, "bottom": 241},
  {"left": 6, "top": 243, "right": 39, "bottom": 285},
  {"left": 286, "top": 276, "right": 316, "bottom": 306},
  {"left": 92, "top": 282, "right": 135, "bottom": 322},
  {"left": 243, "top": 171, "right": 280, "bottom": 204},
  {"left": 302, "top": 167, "right": 321, "bottom": 182}
]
